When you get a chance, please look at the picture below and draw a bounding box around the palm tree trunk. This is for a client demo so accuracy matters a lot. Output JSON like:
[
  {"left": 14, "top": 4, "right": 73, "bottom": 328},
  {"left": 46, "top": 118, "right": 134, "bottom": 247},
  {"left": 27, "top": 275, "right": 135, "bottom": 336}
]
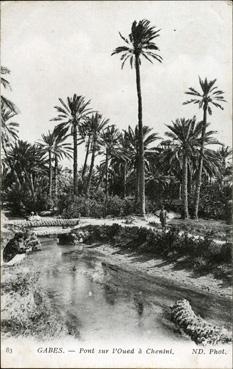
[
  {"left": 73, "top": 124, "right": 78, "bottom": 196},
  {"left": 105, "top": 149, "right": 109, "bottom": 216},
  {"left": 105, "top": 150, "right": 109, "bottom": 201},
  {"left": 82, "top": 135, "right": 91, "bottom": 180},
  {"left": 182, "top": 153, "right": 189, "bottom": 219},
  {"left": 135, "top": 163, "right": 140, "bottom": 203},
  {"left": 48, "top": 150, "right": 53, "bottom": 201},
  {"left": 194, "top": 104, "right": 207, "bottom": 219},
  {"left": 178, "top": 183, "right": 182, "bottom": 200},
  {"left": 86, "top": 139, "right": 96, "bottom": 196},
  {"left": 188, "top": 165, "right": 192, "bottom": 196},
  {"left": 123, "top": 161, "right": 127, "bottom": 198},
  {"left": 30, "top": 173, "right": 36, "bottom": 201},
  {"left": 54, "top": 155, "right": 58, "bottom": 204},
  {"left": 96, "top": 178, "right": 102, "bottom": 191},
  {"left": 135, "top": 55, "right": 145, "bottom": 216},
  {"left": 24, "top": 170, "right": 36, "bottom": 206}
]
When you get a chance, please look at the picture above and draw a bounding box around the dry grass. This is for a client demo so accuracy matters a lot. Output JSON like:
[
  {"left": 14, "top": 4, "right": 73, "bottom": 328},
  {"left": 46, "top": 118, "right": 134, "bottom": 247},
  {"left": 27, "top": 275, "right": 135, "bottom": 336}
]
[{"left": 1, "top": 269, "right": 79, "bottom": 339}]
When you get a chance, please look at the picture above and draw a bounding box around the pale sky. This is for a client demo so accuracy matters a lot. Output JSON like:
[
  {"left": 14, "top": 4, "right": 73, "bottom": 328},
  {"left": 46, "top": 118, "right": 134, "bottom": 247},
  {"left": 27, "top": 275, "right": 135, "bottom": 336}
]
[{"left": 1, "top": 1, "right": 232, "bottom": 166}]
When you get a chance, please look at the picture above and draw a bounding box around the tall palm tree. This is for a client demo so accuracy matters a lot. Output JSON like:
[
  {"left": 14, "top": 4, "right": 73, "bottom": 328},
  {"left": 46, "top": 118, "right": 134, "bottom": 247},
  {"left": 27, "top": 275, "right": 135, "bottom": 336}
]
[
  {"left": 183, "top": 77, "right": 226, "bottom": 219},
  {"left": 85, "top": 113, "right": 109, "bottom": 196},
  {"left": 51, "top": 94, "right": 92, "bottom": 196},
  {"left": 1, "top": 66, "right": 19, "bottom": 113},
  {"left": 112, "top": 19, "right": 162, "bottom": 216}
]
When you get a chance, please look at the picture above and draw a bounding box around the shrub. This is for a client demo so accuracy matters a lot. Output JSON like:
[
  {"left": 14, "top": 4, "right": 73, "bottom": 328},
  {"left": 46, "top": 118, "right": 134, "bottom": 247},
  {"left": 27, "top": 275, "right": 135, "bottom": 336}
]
[
  {"left": 193, "top": 256, "right": 208, "bottom": 270},
  {"left": 220, "top": 243, "right": 232, "bottom": 261},
  {"left": 61, "top": 194, "right": 137, "bottom": 218},
  {"left": 105, "top": 196, "right": 125, "bottom": 217},
  {"left": 62, "top": 196, "right": 104, "bottom": 218},
  {"left": 190, "top": 183, "right": 232, "bottom": 222},
  {"left": 77, "top": 224, "right": 232, "bottom": 270},
  {"left": 3, "top": 185, "right": 50, "bottom": 216}
]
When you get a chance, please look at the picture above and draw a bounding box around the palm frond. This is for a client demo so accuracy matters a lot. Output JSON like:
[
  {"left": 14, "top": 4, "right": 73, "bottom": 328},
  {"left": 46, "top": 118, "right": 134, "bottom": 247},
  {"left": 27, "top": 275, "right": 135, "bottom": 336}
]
[
  {"left": 112, "top": 19, "right": 162, "bottom": 67},
  {"left": 119, "top": 32, "right": 129, "bottom": 44}
]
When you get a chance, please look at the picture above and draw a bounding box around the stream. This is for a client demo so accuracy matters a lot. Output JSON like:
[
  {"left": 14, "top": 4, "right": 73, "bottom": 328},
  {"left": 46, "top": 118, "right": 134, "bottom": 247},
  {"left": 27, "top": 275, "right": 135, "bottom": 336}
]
[{"left": 8, "top": 236, "right": 231, "bottom": 344}]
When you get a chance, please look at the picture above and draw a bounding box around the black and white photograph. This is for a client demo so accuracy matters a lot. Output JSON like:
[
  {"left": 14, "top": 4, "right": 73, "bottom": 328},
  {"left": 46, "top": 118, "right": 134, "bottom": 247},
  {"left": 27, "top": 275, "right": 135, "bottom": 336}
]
[{"left": 1, "top": 1, "right": 232, "bottom": 368}]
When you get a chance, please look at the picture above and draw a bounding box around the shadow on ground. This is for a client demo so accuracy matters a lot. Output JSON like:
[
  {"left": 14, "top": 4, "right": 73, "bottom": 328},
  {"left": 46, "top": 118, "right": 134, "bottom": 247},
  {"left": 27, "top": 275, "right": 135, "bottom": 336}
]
[{"left": 113, "top": 246, "right": 232, "bottom": 289}]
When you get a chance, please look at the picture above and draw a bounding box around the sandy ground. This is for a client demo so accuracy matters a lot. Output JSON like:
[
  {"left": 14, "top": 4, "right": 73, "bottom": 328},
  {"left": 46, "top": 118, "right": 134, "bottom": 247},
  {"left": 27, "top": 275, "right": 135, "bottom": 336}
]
[{"left": 84, "top": 241, "right": 232, "bottom": 301}]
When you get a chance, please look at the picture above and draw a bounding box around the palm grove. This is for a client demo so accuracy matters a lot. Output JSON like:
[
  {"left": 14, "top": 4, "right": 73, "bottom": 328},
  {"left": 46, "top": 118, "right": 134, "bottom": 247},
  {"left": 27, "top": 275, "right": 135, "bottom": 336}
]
[{"left": 1, "top": 20, "right": 232, "bottom": 222}]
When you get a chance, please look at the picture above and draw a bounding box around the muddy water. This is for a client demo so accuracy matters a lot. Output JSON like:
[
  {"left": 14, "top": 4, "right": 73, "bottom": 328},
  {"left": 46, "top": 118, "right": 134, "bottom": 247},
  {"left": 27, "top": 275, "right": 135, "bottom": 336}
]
[
  {"left": 20, "top": 237, "right": 230, "bottom": 344},
  {"left": 17, "top": 237, "right": 186, "bottom": 344}
]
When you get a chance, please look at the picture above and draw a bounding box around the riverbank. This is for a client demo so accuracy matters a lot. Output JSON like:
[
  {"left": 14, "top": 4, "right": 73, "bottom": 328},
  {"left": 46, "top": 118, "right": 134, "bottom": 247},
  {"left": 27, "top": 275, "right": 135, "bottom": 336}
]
[
  {"left": 3, "top": 213, "right": 232, "bottom": 241},
  {"left": 2, "top": 214, "right": 232, "bottom": 300},
  {"left": 1, "top": 214, "right": 232, "bottom": 342},
  {"left": 83, "top": 241, "right": 232, "bottom": 302},
  {"left": 2, "top": 235, "right": 231, "bottom": 343},
  {"left": 1, "top": 245, "right": 80, "bottom": 340},
  {"left": 70, "top": 221, "right": 232, "bottom": 301}
]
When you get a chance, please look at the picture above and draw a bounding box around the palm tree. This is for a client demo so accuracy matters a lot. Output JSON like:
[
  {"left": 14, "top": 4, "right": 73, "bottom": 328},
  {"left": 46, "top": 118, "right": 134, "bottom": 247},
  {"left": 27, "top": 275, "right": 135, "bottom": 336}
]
[
  {"left": 183, "top": 77, "right": 226, "bottom": 219},
  {"left": 79, "top": 120, "right": 92, "bottom": 182},
  {"left": 112, "top": 20, "right": 162, "bottom": 216},
  {"left": 217, "top": 145, "right": 232, "bottom": 172},
  {"left": 95, "top": 164, "right": 106, "bottom": 192},
  {"left": 85, "top": 113, "right": 109, "bottom": 196},
  {"left": 164, "top": 118, "right": 221, "bottom": 218},
  {"left": 51, "top": 94, "right": 92, "bottom": 196},
  {"left": 124, "top": 125, "right": 160, "bottom": 201},
  {"left": 1, "top": 105, "right": 19, "bottom": 156},
  {"left": 38, "top": 129, "right": 72, "bottom": 203},
  {"left": 38, "top": 131, "right": 55, "bottom": 201},
  {"left": 99, "top": 125, "right": 121, "bottom": 205},
  {"left": 6, "top": 140, "right": 46, "bottom": 206},
  {"left": 1, "top": 66, "right": 19, "bottom": 113},
  {"left": 165, "top": 117, "right": 199, "bottom": 218},
  {"left": 192, "top": 148, "right": 222, "bottom": 184},
  {"left": 111, "top": 131, "right": 130, "bottom": 198},
  {"left": 216, "top": 145, "right": 232, "bottom": 188},
  {"left": 53, "top": 130, "right": 72, "bottom": 202}
]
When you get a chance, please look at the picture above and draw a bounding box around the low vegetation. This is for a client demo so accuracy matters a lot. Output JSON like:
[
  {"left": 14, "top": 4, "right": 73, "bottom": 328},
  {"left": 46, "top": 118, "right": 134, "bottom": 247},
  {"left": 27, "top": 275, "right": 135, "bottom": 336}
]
[{"left": 1, "top": 270, "right": 80, "bottom": 339}]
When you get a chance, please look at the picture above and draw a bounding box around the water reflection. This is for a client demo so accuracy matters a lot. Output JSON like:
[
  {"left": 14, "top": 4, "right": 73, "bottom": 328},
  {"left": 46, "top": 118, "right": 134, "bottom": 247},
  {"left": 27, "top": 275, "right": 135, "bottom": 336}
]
[
  {"left": 28, "top": 238, "right": 182, "bottom": 344},
  {"left": 65, "top": 311, "right": 81, "bottom": 338},
  {"left": 134, "top": 292, "right": 144, "bottom": 316},
  {"left": 103, "top": 284, "right": 117, "bottom": 305}
]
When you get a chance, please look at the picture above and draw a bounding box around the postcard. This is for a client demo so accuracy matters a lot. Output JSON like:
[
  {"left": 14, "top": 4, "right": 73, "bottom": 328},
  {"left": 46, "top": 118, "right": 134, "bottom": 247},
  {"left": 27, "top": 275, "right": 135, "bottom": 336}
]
[{"left": 1, "top": 1, "right": 232, "bottom": 368}]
